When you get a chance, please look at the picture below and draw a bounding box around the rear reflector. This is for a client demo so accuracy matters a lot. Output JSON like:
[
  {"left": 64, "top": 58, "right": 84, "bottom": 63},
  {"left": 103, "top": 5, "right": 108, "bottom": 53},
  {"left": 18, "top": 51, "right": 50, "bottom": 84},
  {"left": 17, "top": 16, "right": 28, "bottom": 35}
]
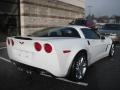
[
  {"left": 44, "top": 43, "right": 52, "bottom": 53},
  {"left": 34, "top": 42, "right": 42, "bottom": 51},
  {"left": 63, "top": 50, "right": 71, "bottom": 53}
]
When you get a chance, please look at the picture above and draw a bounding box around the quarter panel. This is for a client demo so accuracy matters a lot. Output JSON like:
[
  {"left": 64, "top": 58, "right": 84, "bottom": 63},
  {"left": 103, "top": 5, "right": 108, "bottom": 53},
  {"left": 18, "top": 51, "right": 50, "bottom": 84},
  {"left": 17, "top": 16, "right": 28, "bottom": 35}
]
[{"left": 51, "top": 38, "right": 88, "bottom": 76}]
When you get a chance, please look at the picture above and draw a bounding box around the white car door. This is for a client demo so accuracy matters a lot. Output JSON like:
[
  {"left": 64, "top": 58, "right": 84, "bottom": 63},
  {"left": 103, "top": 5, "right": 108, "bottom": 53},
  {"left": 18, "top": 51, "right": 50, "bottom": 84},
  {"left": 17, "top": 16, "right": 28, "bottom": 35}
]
[{"left": 81, "top": 28, "right": 107, "bottom": 64}]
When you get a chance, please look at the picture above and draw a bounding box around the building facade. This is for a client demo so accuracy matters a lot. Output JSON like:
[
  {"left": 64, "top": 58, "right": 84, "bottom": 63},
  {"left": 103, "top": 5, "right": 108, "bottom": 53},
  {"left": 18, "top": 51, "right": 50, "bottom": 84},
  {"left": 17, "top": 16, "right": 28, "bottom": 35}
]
[
  {"left": 20, "top": 0, "right": 85, "bottom": 36},
  {"left": 0, "top": 0, "right": 85, "bottom": 41},
  {"left": 0, "top": 0, "right": 20, "bottom": 42}
]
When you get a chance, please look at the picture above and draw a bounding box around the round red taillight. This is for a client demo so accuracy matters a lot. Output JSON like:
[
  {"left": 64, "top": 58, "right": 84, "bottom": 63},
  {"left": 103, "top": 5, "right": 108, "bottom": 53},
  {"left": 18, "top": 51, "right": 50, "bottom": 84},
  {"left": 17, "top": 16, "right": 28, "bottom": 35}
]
[
  {"left": 44, "top": 43, "right": 52, "bottom": 53},
  {"left": 34, "top": 42, "right": 42, "bottom": 51},
  {"left": 11, "top": 39, "right": 14, "bottom": 46},
  {"left": 7, "top": 39, "right": 10, "bottom": 45}
]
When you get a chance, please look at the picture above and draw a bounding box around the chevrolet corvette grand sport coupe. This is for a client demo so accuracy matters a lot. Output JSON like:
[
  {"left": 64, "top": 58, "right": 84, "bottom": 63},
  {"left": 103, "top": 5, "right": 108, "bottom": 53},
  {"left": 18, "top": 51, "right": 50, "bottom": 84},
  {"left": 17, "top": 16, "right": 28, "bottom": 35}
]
[{"left": 6, "top": 26, "right": 115, "bottom": 81}]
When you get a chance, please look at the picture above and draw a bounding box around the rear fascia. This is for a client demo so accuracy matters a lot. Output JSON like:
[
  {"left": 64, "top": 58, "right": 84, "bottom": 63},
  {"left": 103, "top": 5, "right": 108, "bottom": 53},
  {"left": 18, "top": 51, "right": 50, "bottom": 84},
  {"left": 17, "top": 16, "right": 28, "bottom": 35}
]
[{"left": 6, "top": 37, "right": 64, "bottom": 77}]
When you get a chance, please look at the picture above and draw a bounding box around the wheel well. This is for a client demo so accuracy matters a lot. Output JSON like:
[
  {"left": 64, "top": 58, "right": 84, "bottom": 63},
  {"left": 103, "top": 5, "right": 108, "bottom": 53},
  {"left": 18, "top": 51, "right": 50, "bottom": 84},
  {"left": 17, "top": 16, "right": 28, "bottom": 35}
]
[
  {"left": 66, "top": 49, "right": 88, "bottom": 77},
  {"left": 74, "top": 50, "right": 87, "bottom": 60}
]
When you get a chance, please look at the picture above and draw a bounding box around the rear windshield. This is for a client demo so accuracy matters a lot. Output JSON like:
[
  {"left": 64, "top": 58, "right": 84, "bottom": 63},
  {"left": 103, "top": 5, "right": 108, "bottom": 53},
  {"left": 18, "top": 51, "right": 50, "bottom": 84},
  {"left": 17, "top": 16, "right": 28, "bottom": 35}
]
[
  {"left": 29, "top": 27, "right": 60, "bottom": 37},
  {"left": 29, "top": 27, "right": 80, "bottom": 38},
  {"left": 102, "top": 24, "right": 120, "bottom": 30}
]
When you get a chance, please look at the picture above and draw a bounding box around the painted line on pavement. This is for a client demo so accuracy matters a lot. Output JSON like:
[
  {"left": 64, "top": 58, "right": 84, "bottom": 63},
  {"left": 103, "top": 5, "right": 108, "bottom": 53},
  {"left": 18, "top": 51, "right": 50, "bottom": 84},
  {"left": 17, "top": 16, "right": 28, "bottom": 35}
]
[
  {"left": 0, "top": 47, "right": 7, "bottom": 50},
  {"left": 40, "top": 73, "right": 52, "bottom": 78},
  {"left": 0, "top": 56, "right": 11, "bottom": 63},
  {"left": 40, "top": 73, "right": 88, "bottom": 86},
  {"left": 56, "top": 78, "right": 88, "bottom": 86}
]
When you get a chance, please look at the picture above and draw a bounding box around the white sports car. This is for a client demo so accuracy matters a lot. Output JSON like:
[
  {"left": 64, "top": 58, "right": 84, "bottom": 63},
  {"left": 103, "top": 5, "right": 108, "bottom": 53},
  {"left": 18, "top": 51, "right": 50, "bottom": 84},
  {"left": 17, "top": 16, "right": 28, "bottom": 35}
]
[{"left": 6, "top": 26, "right": 115, "bottom": 81}]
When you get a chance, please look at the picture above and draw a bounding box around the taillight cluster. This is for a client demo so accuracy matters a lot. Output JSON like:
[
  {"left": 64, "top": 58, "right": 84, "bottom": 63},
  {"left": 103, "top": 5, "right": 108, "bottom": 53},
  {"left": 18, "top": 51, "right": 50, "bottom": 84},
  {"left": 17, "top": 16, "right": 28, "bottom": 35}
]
[
  {"left": 34, "top": 42, "right": 52, "bottom": 53},
  {"left": 7, "top": 39, "right": 14, "bottom": 46}
]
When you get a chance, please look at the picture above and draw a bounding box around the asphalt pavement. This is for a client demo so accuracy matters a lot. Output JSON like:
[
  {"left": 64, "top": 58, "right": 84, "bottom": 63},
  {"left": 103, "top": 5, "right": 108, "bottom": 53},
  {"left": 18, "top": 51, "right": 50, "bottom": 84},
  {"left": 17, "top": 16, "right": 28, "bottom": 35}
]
[
  {"left": 88, "top": 45, "right": 120, "bottom": 90},
  {"left": 0, "top": 44, "right": 120, "bottom": 90}
]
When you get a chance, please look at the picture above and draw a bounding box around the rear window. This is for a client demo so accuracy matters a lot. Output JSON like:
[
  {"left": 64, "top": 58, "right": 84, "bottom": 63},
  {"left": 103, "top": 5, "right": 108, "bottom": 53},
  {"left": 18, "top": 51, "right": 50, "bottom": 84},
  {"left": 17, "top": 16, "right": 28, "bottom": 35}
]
[
  {"left": 30, "top": 27, "right": 80, "bottom": 38},
  {"left": 102, "top": 24, "right": 120, "bottom": 30}
]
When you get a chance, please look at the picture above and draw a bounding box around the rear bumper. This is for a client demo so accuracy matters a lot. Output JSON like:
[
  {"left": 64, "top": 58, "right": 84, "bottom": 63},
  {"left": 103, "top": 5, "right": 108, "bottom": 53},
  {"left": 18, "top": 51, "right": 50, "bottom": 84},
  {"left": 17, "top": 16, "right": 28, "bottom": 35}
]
[
  {"left": 7, "top": 47, "right": 67, "bottom": 77},
  {"left": 11, "top": 60, "right": 55, "bottom": 77}
]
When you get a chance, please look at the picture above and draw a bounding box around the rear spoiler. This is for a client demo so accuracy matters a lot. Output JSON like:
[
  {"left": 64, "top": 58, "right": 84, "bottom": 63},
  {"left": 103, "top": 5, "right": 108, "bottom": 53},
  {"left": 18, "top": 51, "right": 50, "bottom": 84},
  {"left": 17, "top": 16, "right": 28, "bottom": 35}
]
[{"left": 14, "top": 37, "right": 32, "bottom": 40}]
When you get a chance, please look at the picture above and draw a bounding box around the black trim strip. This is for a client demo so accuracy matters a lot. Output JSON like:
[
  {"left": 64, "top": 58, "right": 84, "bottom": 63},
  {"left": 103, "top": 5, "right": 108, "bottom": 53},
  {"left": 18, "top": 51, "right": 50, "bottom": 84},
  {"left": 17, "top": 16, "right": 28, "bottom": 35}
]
[
  {"left": 15, "top": 37, "right": 32, "bottom": 40},
  {"left": 87, "top": 40, "right": 90, "bottom": 45}
]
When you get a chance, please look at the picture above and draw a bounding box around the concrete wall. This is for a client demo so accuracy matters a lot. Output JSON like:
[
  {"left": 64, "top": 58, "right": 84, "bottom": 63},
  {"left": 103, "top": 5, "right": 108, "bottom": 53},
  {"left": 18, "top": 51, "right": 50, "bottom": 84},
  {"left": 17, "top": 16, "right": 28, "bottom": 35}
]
[
  {"left": 58, "top": 0, "right": 85, "bottom": 8},
  {"left": 20, "top": 0, "right": 85, "bottom": 36}
]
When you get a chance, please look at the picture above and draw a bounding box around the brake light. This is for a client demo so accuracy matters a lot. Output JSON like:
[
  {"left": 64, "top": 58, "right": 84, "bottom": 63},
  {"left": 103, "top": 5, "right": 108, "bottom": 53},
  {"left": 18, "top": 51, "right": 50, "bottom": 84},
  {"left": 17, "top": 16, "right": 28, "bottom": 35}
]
[
  {"left": 11, "top": 39, "right": 14, "bottom": 46},
  {"left": 7, "top": 39, "right": 10, "bottom": 45},
  {"left": 44, "top": 43, "right": 52, "bottom": 53},
  {"left": 34, "top": 42, "right": 42, "bottom": 51}
]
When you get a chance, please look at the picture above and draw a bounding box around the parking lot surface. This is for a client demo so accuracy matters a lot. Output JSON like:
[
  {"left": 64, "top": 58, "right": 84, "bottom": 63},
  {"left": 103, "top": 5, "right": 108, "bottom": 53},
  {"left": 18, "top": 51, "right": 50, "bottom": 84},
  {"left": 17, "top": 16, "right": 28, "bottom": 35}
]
[
  {"left": 88, "top": 45, "right": 120, "bottom": 90},
  {"left": 0, "top": 44, "right": 120, "bottom": 90}
]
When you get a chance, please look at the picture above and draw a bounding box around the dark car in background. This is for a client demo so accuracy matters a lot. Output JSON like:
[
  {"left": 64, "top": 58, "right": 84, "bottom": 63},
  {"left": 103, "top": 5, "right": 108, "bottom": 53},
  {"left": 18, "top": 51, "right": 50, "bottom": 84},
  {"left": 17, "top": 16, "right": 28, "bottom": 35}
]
[
  {"left": 69, "top": 18, "right": 97, "bottom": 30},
  {"left": 99, "top": 24, "right": 120, "bottom": 43}
]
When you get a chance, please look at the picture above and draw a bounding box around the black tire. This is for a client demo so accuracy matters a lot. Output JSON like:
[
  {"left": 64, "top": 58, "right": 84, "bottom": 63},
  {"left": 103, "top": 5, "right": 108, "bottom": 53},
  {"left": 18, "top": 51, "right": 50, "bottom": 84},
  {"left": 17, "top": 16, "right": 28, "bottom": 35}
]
[
  {"left": 69, "top": 52, "right": 88, "bottom": 81},
  {"left": 109, "top": 44, "right": 115, "bottom": 57}
]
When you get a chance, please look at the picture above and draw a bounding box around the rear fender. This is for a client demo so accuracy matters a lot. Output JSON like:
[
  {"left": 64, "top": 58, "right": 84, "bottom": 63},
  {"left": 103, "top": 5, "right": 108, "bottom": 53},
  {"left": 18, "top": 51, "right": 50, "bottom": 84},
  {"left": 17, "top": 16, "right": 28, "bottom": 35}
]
[{"left": 65, "top": 47, "right": 88, "bottom": 75}]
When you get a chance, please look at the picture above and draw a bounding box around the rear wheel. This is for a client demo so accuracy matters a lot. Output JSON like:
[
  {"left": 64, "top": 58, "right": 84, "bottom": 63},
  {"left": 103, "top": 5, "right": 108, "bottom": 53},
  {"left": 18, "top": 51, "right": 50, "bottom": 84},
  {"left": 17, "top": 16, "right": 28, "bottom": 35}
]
[
  {"left": 109, "top": 44, "right": 115, "bottom": 57},
  {"left": 70, "top": 53, "right": 88, "bottom": 81}
]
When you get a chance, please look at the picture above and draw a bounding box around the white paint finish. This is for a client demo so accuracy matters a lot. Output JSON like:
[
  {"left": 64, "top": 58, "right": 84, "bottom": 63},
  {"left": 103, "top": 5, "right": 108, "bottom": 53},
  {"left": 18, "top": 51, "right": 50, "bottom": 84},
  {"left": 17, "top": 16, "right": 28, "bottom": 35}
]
[{"left": 6, "top": 26, "right": 112, "bottom": 78}]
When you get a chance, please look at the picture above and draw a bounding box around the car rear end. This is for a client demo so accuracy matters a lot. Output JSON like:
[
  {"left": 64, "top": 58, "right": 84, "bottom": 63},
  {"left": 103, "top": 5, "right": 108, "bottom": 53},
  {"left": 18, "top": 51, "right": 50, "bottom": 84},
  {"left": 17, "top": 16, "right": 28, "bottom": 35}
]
[{"left": 6, "top": 36, "right": 63, "bottom": 77}]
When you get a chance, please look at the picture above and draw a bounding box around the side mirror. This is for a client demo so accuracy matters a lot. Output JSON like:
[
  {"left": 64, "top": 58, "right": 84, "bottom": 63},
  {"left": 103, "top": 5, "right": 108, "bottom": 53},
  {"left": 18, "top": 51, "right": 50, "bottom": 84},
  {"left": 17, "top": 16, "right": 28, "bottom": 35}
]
[{"left": 101, "top": 36, "right": 105, "bottom": 40}]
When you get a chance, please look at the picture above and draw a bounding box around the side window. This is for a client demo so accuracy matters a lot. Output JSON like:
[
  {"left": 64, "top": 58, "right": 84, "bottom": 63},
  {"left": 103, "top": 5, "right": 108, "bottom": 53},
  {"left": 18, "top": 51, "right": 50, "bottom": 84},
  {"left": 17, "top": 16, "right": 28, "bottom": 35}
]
[
  {"left": 60, "top": 28, "right": 80, "bottom": 37},
  {"left": 81, "top": 28, "right": 100, "bottom": 39}
]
